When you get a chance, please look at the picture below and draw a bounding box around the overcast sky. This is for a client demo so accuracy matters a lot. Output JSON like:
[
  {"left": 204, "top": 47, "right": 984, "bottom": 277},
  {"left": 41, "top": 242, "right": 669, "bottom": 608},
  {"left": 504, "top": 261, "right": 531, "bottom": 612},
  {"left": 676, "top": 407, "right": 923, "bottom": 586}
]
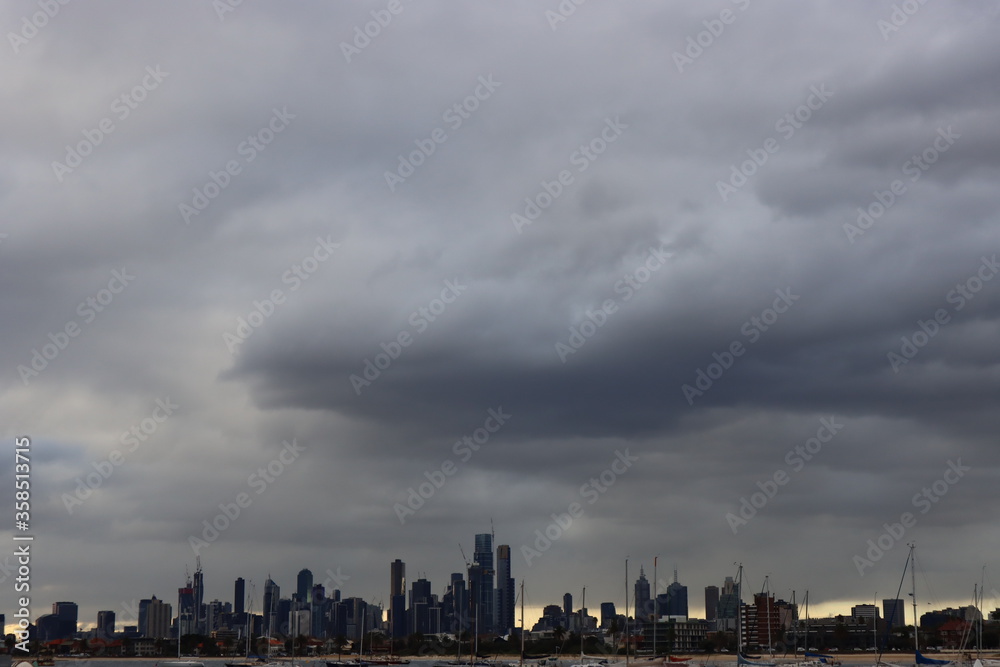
[{"left": 4, "top": 0, "right": 1000, "bottom": 635}]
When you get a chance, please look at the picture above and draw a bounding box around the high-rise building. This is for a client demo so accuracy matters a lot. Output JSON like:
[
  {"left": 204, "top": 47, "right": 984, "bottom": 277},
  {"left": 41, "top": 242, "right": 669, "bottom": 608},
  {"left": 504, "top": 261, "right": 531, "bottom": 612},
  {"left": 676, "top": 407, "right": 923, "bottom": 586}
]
[
  {"left": 563, "top": 593, "right": 573, "bottom": 617},
  {"left": 53, "top": 602, "right": 79, "bottom": 634},
  {"left": 139, "top": 597, "right": 172, "bottom": 639},
  {"left": 205, "top": 599, "right": 227, "bottom": 634},
  {"left": 445, "top": 573, "right": 468, "bottom": 636},
  {"left": 705, "top": 586, "right": 719, "bottom": 622},
  {"left": 635, "top": 567, "right": 651, "bottom": 620},
  {"left": 391, "top": 559, "right": 406, "bottom": 597},
  {"left": 666, "top": 578, "right": 688, "bottom": 619},
  {"left": 97, "top": 610, "right": 116, "bottom": 638},
  {"left": 883, "top": 599, "right": 906, "bottom": 628},
  {"left": 411, "top": 577, "right": 433, "bottom": 634},
  {"left": 852, "top": 604, "right": 879, "bottom": 622},
  {"left": 496, "top": 544, "right": 515, "bottom": 635},
  {"left": 192, "top": 561, "right": 205, "bottom": 634},
  {"left": 178, "top": 585, "right": 196, "bottom": 636},
  {"left": 748, "top": 592, "right": 780, "bottom": 650},
  {"left": 297, "top": 569, "right": 314, "bottom": 609},
  {"left": 235, "top": 577, "right": 246, "bottom": 615},
  {"left": 263, "top": 578, "right": 280, "bottom": 637},
  {"left": 311, "top": 584, "right": 326, "bottom": 638},
  {"left": 717, "top": 576, "right": 740, "bottom": 632},
  {"left": 276, "top": 597, "right": 293, "bottom": 636},
  {"left": 390, "top": 559, "right": 406, "bottom": 640},
  {"left": 470, "top": 533, "right": 495, "bottom": 634},
  {"left": 600, "top": 602, "right": 616, "bottom": 629}
]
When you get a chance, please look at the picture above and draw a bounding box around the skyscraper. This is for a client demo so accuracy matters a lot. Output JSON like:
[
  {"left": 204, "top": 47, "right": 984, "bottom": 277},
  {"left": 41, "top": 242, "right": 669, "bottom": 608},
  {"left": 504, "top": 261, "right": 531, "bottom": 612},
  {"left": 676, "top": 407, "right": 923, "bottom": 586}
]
[
  {"left": 97, "top": 610, "right": 115, "bottom": 639},
  {"left": 235, "top": 577, "right": 246, "bottom": 616},
  {"left": 53, "top": 602, "right": 78, "bottom": 633},
  {"left": 634, "top": 567, "right": 651, "bottom": 620},
  {"left": 390, "top": 559, "right": 406, "bottom": 640},
  {"left": 883, "top": 599, "right": 906, "bottom": 628},
  {"left": 666, "top": 576, "right": 688, "bottom": 619},
  {"left": 193, "top": 560, "right": 205, "bottom": 634},
  {"left": 446, "top": 573, "right": 468, "bottom": 636},
  {"left": 496, "top": 545, "right": 515, "bottom": 634},
  {"left": 471, "top": 533, "right": 495, "bottom": 634},
  {"left": 263, "top": 578, "right": 280, "bottom": 636},
  {"left": 563, "top": 593, "right": 573, "bottom": 617},
  {"left": 411, "top": 577, "right": 433, "bottom": 634},
  {"left": 717, "top": 576, "right": 740, "bottom": 632},
  {"left": 391, "top": 559, "right": 406, "bottom": 597},
  {"left": 600, "top": 602, "right": 616, "bottom": 629},
  {"left": 311, "top": 584, "right": 326, "bottom": 638},
  {"left": 297, "top": 569, "right": 314, "bottom": 609},
  {"left": 704, "top": 586, "right": 719, "bottom": 622},
  {"left": 140, "top": 597, "right": 172, "bottom": 639},
  {"left": 178, "top": 585, "right": 196, "bottom": 636}
]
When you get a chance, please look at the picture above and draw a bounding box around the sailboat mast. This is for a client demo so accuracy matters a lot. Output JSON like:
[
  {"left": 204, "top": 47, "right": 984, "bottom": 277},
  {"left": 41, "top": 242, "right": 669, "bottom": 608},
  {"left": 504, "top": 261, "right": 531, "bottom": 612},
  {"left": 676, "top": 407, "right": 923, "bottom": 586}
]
[
  {"left": 581, "top": 586, "right": 586, "bottom": 663},
  {"left": 910, "top": 544, "right": 918, "bottom": 655},
  {"left": 625, "top": 558, "right": 630, "bottom": 667},
  {"left": 764, "top": 577, "right": 771, "bottom": 654},
  {"left": 736, "top": 565, "right": 743, "bottom": 656},
  {"left": 520, "top": 581, "right": 525, "bottom": 667},
  {"left": 653, "top": 557, "right": 657, "bottom": 659},
  {"left": 873, "top": 591, "right": 877, "bottom": 652},
  {"left": 804, "top": 591, "right": 809, "bottom": 654}
]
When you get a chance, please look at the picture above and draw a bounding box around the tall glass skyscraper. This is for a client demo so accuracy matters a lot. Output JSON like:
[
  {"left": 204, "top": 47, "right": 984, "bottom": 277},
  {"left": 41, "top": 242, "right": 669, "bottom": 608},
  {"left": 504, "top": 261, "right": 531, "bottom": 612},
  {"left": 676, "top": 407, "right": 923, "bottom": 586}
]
[
  {"left": 235, "top": 577, "right": 245, "bottom": 615},
  {"left": 496, "top": 545, "right": 514, "bottom": 634},
  {"left": 297, "top": 569, "right": 314, "bottom": 609},
  {"left": 470, "top": 533, "right": 495, "bottom": 635},
  {"left": 263, "top": 578, "right": 280, "bottom": 636},
  {"left": 390, "top": 559, "right": 407, "bottom": 640},
  {"left": 634, "top": 567, "right": 651, "bottom": 620}
]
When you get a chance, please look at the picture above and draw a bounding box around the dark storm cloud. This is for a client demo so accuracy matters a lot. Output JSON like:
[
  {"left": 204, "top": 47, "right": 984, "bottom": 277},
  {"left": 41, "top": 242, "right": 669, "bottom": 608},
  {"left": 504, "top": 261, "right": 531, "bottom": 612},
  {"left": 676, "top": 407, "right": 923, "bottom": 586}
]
[{"left": 3, "top": 0, "right": 1000, "bottom": 631}]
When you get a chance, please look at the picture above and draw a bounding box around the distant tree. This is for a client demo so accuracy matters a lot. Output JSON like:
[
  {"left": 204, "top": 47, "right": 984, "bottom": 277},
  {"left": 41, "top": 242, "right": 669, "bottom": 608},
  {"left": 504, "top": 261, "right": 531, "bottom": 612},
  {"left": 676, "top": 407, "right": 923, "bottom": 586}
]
[
  {"left": 333, "top": 634, "right": 348, "bottom": 658},
  {"left": 406, "top": 632, "right": 424, "bottom": 652}
]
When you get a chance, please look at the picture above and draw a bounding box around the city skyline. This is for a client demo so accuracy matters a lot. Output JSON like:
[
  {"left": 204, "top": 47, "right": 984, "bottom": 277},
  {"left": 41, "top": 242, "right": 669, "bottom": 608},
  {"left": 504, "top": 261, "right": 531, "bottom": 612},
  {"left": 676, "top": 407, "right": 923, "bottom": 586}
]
[
  {"left": 4, "top": 0, "right": 1000, "bottom": 645},
  {"left": 7, "top": 549, "right": 996, "bottom": 637}
]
